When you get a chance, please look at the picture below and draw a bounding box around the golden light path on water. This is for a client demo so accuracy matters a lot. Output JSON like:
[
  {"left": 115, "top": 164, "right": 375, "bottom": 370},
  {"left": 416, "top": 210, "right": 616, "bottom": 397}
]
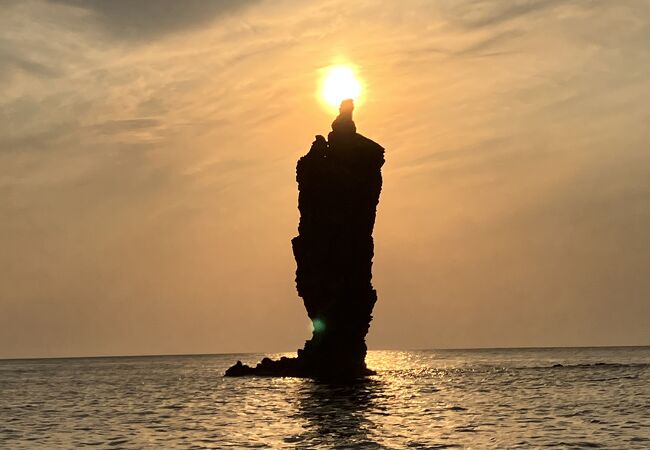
[{"left": 3, "top": 348, "right": 649, "bottom": 447}]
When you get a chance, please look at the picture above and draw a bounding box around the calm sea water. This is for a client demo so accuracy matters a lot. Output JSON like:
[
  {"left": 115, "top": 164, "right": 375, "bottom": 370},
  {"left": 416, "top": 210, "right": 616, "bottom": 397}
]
[{"left": 1, "top": 347, "right": 649, "bottom": 449}]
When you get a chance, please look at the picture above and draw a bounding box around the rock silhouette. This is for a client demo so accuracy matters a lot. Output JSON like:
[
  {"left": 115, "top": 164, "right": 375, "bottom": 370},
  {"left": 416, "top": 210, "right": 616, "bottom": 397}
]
[{"left": 225, "top": 99, "right": 384, "bottom": 379}]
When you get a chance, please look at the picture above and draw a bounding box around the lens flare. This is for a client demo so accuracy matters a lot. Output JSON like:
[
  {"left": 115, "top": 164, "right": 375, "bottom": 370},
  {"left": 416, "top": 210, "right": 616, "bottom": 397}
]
[
  {"left": 320, "top": 65, "right": 362, "bottom": 111},
  {"left": 311, "top": 318, "right": 326, "bottom": 333}
]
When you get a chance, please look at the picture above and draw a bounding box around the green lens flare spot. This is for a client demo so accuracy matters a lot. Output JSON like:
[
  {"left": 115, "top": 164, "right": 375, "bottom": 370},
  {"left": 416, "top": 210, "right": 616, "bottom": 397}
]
[{"left": 312, "top": 318, "right": 326, "bottom": 333}]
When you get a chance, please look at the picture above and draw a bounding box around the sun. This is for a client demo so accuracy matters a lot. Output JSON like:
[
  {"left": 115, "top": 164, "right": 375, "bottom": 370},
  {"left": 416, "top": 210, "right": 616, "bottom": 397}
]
[{"left": 320, "top": 65, "right": 363, "bottom": 111}]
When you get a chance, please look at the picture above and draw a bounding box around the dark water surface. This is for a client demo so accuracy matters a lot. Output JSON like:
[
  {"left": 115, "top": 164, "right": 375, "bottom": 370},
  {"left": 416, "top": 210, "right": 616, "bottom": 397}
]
[{"left": 1, "top": 347, "right": 649, "bottom": 449}]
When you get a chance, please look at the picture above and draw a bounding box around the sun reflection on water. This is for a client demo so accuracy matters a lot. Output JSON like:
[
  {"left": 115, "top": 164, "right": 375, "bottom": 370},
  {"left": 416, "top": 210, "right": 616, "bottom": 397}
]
[{"left": 4, "top": 348, "right": 648, "bottom": 448}]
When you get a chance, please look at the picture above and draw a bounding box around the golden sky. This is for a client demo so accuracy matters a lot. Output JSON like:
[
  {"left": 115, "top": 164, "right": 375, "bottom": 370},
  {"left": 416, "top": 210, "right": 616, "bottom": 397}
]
[{"left": 1, "top": 0, "right": 649, "bottom": 358}]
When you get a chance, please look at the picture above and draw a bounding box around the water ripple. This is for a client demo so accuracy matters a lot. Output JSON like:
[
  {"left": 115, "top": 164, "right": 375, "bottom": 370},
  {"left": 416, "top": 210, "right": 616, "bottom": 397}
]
[{"left": 1, "top": 347, "right": 649, "bottom": 448}]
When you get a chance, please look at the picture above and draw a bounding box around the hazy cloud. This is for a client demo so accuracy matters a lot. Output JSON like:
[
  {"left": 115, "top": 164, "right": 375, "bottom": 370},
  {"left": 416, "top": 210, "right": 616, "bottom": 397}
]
[
  {"left": 92, "top": 118, "right": 162, "bottom": 135},
  {"left": 442, "top": 0, "right": 566, "bottom": 29},
  {"left": 48, "top": 0, "right": 259, "bottom": 41},
  {"left": 453, "top": 29, "right": 524, "bottom": 57},
  {"left": 0, "top": 46, "right": 60, "bottom": 80}
]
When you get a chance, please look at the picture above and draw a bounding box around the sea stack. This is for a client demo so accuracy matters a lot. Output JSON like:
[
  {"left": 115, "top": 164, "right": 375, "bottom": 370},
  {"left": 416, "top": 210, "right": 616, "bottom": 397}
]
[{"left": 225, "top": 99, "right": 384, "bottom": 379}]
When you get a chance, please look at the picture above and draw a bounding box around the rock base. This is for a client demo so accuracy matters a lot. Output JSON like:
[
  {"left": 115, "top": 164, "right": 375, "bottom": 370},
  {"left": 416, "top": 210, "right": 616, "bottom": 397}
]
[{"left": 224, "top": 356, "right": 375, "bottom": 379}]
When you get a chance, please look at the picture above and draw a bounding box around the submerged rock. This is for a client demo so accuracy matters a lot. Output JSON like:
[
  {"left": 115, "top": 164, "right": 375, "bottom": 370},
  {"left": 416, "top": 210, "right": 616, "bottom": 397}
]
[{"left": 226, "top": 99, "right": 384, "bottom": 380}]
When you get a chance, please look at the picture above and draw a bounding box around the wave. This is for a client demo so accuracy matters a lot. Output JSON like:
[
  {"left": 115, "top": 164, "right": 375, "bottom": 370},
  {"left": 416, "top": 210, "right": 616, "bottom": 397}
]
[{"left": 544, "top": 362, "right": 650, "bottom": 369}]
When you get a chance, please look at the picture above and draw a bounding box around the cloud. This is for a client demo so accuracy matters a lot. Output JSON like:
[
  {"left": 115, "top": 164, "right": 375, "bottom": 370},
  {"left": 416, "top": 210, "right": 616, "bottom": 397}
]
[
  {"left": 442, "top": 0, "right": 566, "bottom": 29},
  {"left": 48, "top": 0, "right": 259, "bottom": 41},
  {"left": 0, "top": 46, "right": 61, "bottom": 80},
  {"left": 92, "top": 118, "right": 162, "bottom": 135},
  {"left": 453, "top": 29, "right": 523, "bottom": 57}
]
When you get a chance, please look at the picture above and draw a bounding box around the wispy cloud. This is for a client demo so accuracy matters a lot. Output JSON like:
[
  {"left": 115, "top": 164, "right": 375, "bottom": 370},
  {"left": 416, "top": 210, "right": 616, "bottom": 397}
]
[
  {"left": 48, "top": 0, "right": 260, "bottom": 41},
  {"left": 441, "top": 0, "right": 566, "bottom": 29},
  {"left": 0, "top": 46, "right": 61, "bottom": 80}
]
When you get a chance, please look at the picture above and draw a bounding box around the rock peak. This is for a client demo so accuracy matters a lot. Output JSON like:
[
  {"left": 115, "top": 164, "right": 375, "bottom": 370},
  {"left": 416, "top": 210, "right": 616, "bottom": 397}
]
[{"left": 331, "top": 98, "right": 356, "bottom": 135}]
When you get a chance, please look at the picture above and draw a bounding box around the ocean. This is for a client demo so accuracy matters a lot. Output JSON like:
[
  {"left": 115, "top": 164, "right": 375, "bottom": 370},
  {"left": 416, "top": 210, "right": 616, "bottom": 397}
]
[{"left": 1, "top": 347, "right": 648, "bottom": 449}]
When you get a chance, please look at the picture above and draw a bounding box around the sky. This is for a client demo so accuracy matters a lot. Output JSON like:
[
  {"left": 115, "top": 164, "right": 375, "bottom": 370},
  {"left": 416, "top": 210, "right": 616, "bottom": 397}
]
[{"left": 1, "top": 0, "right": 649, "bottom": 358}]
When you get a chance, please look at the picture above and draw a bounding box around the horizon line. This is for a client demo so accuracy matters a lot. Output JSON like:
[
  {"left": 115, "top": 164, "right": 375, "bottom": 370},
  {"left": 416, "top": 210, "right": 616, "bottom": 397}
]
[{"left": 2, "top": 344, "right": 649, "bottom": 362}]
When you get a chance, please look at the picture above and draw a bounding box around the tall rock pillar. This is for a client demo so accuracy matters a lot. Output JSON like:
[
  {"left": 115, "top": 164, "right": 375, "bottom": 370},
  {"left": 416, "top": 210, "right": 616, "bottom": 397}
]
[
  {"left": 226, "top": 99, "right": 384, "bottom": 379},
  {"left": 292, "top": 99, "right": 384, "bottom": 377}
]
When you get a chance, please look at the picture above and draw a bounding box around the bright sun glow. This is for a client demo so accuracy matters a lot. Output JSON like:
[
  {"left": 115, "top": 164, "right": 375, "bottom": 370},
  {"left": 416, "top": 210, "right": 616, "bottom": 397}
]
[{"left": 320, "top": 65, "right": 362, "bottom": 111}]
